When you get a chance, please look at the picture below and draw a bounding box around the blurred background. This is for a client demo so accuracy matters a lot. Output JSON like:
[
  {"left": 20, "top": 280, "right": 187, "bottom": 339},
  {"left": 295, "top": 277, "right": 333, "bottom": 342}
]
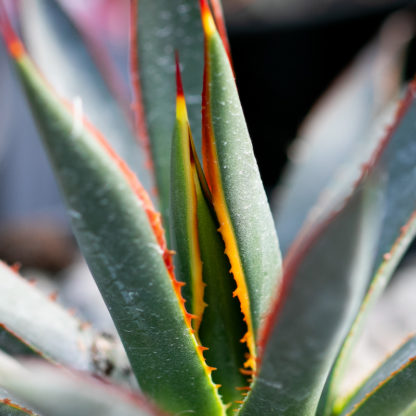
[{"left": 0, "top": 0, "right": 416, "bottom": 391}]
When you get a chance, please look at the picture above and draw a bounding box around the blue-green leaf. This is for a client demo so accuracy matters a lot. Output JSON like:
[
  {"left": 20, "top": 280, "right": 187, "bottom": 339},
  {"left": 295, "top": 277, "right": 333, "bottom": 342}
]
[{"left": 337, "top": 336, "right": 416, "bottom": 416}]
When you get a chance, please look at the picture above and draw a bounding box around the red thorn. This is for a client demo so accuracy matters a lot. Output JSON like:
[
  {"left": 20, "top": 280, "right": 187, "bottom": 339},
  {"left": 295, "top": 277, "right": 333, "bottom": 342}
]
[
  {"left": 175, "top": 51, "right": 184, "bottom": 98},
  {"left": 235, "top": 400, "right": 244, "bottom": 404},
  {"left": 48, "top": 291, "right": 58, "bottom": 302},
  {"left": 10, "top": 262, "right": 21, "bottom": 273},
  {"left": 239, "top": 368, "right": 255, "bottom": 376},
  {"left": 185, "top": 312, "right": 198, "bottom": 320},
  {"left": 198, "top": 345, "right": 209, "bottom": 352},
  {"left": 236, "top": 386, "right": 251, "bottom": 391},
  {"left": 80, "top": 321, "right": 91, "bottom": 330}
]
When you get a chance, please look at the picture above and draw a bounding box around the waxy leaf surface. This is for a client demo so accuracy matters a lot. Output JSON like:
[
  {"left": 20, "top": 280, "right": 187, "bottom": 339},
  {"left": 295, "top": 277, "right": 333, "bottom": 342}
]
[
  {"left": 170, "top": 71, "right": 247, "bottom": 409},
  {"left": 201, "top": 0, "right": 282, "bottom": 371},
  {"left": 318, "top": 79, "right": 416, "bottom": 415},
  {"left": 132, "top": 0, "right": 208, "bottom": 229},
  {"left": 3, "top": 35, "right": 224, "bottom": 415},
  {"left": 0, "top": 262, "right": 95, "bottom": 371},
  {"left": 239, "top": 182, "right": 381, "bottom": 416}
]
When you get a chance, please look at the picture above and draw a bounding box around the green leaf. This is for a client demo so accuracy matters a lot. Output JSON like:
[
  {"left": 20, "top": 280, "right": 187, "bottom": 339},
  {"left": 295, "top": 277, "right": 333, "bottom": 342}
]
[
  {"left": 170, "top": 65, "right": 247, "bottom": 410},
  {"left": 0, "top": 327, "right": 36, "bottom": 358},
  {"left": 19, "top": 0, "right": 152, "bottom": 191},
  {"left": 0, "top": 389, "right": 37, "bottom": 416},
  {"left": 0, "top": 402, "right": 36, "bottom": 416},
  {"left": 272, "top": 16, "right": 409, "bottom": 255},
  {"left": 131, "top": 0, "right": 208, "bottom": 230},
  {"left": 318, "top": 79, "right": 416, "bottom": 416},
  {"left": 239, "top": 181, "right": 382, "bottom": 416},
  {"left": 0, "top": 354, "right": 164, "bottom": 416},
  {"left": 1, "top": 26, "right": 224, "bottom": 414},
  {"left": 195, "top": 170, "right": 249, "bottom": 412},
  {"left": 0, "top": 262, "right": 94, "bottom": 370},
  {"left": 170, "top": 75, "right": 206, "bottom": 324},
  {"left": 319, "top": 211, "right": 416, "bottom": 416},
  {"left": 401, "top": 400, "right": 416, "bottom": 416},
  {"left": 0, "top": 262, "right": 131, "bottom": 386},
  {"left": 337, "top": 335, "right": 416, "bottom": 416},
  {"left": 200, "top": 0, "right": 282, "bottom": 372}
]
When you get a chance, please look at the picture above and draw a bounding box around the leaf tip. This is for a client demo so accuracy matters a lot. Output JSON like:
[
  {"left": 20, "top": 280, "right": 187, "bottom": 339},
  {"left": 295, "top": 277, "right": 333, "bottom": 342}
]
[
  {"left": 0, "top": 2, "right": 25, "bottom": 58},
  {"left": 175, "top": 52, "right": 187, "bottom": 122},
  {"left": 199, "top": 0, "right": 216, "bottom": 38}
]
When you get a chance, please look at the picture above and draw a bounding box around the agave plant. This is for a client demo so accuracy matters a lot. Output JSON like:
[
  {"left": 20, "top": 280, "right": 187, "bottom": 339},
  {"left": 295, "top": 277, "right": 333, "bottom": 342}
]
[{"left": 0, "top": 0, "right": 415, "bottom": 415}]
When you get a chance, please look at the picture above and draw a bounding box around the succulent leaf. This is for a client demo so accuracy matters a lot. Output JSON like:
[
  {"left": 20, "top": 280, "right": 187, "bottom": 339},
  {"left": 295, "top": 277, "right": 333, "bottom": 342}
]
[
  {"left": 239, "top": 181, "right": 382, "bottom": 415},
  {"left": 0, "top": 262, "right": 96, "bottom": 371},
  {"left": 170, "top": 58, "right": 206, "bottom": 327},
  {"left": 272, "top": 15, "right": 410, "bottom": 255},
  {"left": 0, "top": 354, "right": 164, "bottom": 416},
  {"left": 336, "top": 335, "right": 416, "bottom": 416},
  {"left": 319, "top": 210, "right": 416, "bottom": 416},
  {"left": 0, "top": 389, "right": 37, "bottom": 416},
  {"left": 200, "top": 0, "right": 282, "bottom": 372},
  {"left": 318, "top": 78, "right": 416, "bottom": 415},
  {"left": 401, "top": 400, "right": 416, "bottom": 416},
  {"left": 18, "top": 0, "right": 152, "bottom": 192},
  {"left": 0, "top": 402, "right": 36, "bottom": 416},
  {"left": 0, "top": 20, "right": 224, "bottom": 416},
  {"left": 131, "top": 0, "right": 214, "bottom": 231},
  {"left": 170, "top": 59, "right": 248, "bottom": 410},
  {"left": 0, "top": 327, "right": 35, "bottom": 358}
]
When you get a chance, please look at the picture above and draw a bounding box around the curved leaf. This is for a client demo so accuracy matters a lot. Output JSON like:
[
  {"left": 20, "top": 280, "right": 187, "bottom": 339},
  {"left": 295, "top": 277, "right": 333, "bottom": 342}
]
[
  {"left": 200, "top": 0, "right": 282, "bottom": 372},
  {"left": 0, "top": 262, "right": 131, "bottom": 385},
  {"left": 19, "top": 0, "right": 152, "bottom": 191},
  {"left": 0, "top": 354, "right": 164, "bottom": 416},
  {"left": 318, "top": 78, "right": 416, "bottom": 415},
  {"left": 239, "top": 181, "right": 382, "bottom": 415},
  {"left": 0, "top": 262, "right": 94, "bottom": 370},
  {"left": 170, "top": 61, "right": 247, "bottom": 410},
  {"left": 338, "top": 336, "right": 416, "bottom": 416},
  {"left": 272, "top": 14, "right": 411, "bottom": 255},
  {"left": 0, "top": 20, "right": 224, "bottom": 415},
  {"left": 319, "top": 210, "right": 416, "bottom": 416}
]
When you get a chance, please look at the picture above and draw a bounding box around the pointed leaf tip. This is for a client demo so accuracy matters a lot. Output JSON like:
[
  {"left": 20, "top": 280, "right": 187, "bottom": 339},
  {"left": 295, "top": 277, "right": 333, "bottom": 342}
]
[
  {"left": 175, "top": 52, "right": 187, "bottom": 123},
  {"left": 199, "top": 0, "right": 216, "bottom": 38},
  {"left": 0, "top": 3, "right": 24, "bottom": 58},
  {"left": 175, "top": 52, "right": 184, "bottom": 98}
]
